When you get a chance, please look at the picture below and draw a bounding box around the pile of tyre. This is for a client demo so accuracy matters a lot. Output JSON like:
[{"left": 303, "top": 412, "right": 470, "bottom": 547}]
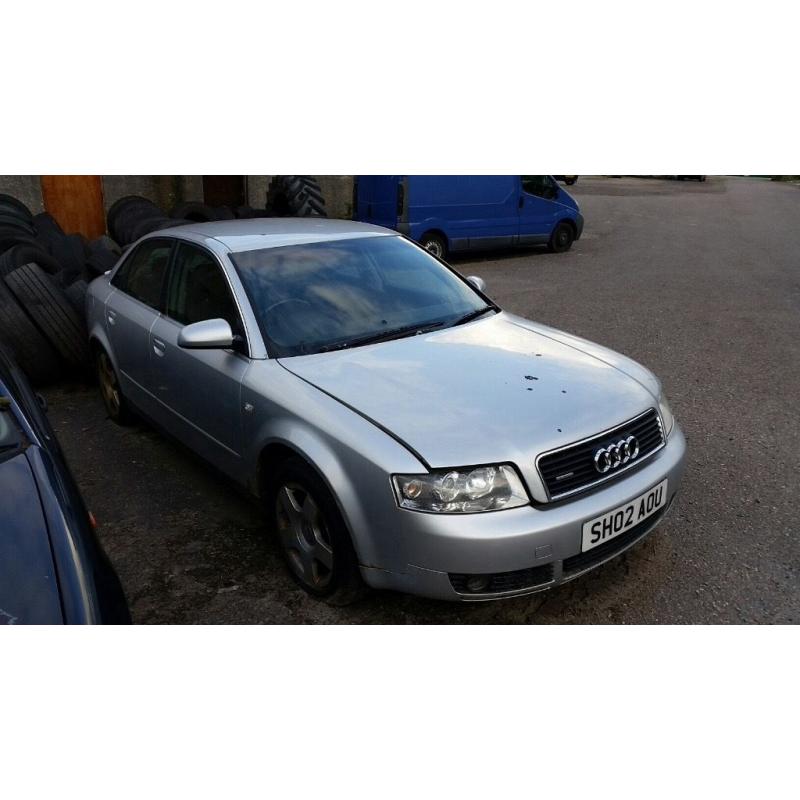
[
  {"left": 0, "top": 194, "right": 118, "bottom": 385},
  {"left": 0, "top": 176, "right": 327, "bottom": 385},
  {"left": 109, "top": 176, "right": 327, "bottom": 247},
  {"left": 106, "top": 195, "right": 192, "bottom": 247}
]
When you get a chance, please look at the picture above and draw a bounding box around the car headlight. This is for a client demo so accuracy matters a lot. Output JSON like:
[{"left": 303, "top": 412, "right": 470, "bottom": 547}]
[
  {"left": 393, "top": 465, "right": 529, "bottom": 513},
  {"left": 659, "top": 394, "right": 675, "bottom": 437}
]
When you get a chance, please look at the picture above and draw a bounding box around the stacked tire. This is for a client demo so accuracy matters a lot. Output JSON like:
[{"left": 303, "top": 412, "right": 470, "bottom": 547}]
[
  {"left": 107, "top": 195, "right": 192, "bottom": 247},
  {"left": 0, "top": 195, "right": 106, "bottom": 385},
  {"left": 0, "top": 177, "right": 330, "bottom": 384}
]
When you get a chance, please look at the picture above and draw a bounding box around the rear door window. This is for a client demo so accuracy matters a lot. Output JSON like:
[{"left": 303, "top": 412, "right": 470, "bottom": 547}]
[{"left": 112, "top": 239, "right": 172, "bottom": 309}]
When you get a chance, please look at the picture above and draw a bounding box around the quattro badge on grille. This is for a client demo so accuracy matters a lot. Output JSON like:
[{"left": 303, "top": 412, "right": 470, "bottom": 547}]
[{"left": 593, "top": 435, "right": 640, "bottom": 474}]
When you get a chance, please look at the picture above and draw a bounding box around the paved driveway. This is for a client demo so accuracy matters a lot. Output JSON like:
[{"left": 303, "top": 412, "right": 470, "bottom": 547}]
[{"left": 46, "top": 177, "right": 800, "bottom": 623}]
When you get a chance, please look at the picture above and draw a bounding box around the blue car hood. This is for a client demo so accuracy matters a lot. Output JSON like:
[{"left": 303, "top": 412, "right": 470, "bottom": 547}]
[{"left": 0, "top": 451, "right": 63, "bottom": 624}]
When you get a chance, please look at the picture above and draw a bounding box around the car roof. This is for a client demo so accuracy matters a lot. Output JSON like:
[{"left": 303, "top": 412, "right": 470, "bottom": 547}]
[{"left": 156, "top": 217, "right": 396, "bottom": 253}]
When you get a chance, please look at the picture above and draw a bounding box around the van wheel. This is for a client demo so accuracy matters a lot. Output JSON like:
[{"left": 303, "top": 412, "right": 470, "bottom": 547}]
[
  {"left": 547, "top": 222, "right": 575, "bottom": 253},
  {"left": 420, "top": 232, "right": 447, "bottom": 259},
  {"left": 268, "top": 456, "right": 366, "bottom": 606}
]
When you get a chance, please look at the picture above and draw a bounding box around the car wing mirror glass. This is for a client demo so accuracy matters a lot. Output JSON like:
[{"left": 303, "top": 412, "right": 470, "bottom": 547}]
[{"left": 178, "top": 319, "right": 234, "bottom": 349}]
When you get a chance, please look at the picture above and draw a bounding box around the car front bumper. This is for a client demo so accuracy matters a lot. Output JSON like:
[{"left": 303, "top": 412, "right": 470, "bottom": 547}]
[
  {"left": 574, "top": 212, "right": 585, "bottom": 240},
  {"left": 360, "top": 423, "right": 686, "bottom": 601}
]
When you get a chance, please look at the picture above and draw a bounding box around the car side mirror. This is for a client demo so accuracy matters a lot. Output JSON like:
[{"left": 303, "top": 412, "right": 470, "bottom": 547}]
[
  {"left": 178, "top": 318, "right": 234, "bottom": 349},
  {"left": 467, "top": 275, "right": 486, "bottom": 293}
]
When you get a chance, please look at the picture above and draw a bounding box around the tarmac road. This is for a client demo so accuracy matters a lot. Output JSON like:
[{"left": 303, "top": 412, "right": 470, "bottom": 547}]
[{"left": 46, "top": 176, "right": 800, "bottom": 623}]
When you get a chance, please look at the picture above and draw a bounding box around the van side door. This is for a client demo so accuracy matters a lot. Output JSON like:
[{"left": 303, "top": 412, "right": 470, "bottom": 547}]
[{"left": 518, "top": 176, "right": 562, "bottom": 244}]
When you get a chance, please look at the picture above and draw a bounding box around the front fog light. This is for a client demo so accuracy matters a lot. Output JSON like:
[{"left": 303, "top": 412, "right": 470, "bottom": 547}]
[
  {"left": 465, "top": 575, "right": 490, "bottom": 593},
  {"left": 394, "top": 464, "right": 529, "bottom": 513}
]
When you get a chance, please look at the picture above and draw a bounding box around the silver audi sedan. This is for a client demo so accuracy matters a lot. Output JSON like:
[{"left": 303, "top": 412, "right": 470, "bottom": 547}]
[{"left": 87, "top": 218, "right": 686, "bottom": 603}]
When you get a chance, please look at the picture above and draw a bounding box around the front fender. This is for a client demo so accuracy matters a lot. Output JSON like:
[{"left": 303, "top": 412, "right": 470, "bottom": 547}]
[{"left": 242, "top": 361, "right": 426, "bottom": 569}]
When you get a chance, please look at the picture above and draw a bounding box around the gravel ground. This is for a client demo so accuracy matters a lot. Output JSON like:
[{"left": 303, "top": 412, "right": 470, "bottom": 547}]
[{"left": 45, "top": 176, "right": 800, "bottom": 623}]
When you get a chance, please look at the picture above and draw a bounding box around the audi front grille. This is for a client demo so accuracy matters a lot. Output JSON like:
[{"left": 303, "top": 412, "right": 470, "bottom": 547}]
[{"left": 537, "top": 408, "right": 665, "bottom": 501}]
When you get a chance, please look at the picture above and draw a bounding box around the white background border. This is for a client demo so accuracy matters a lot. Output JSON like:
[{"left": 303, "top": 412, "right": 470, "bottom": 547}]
[{"left": 2, "top": 3, "right": 797, "bottom": 797}]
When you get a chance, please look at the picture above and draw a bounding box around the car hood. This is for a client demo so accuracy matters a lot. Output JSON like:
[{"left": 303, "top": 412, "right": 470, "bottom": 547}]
[
  {"left": 0, "top": 451, "right": 63, "bottom": 624},
  {"left": 278, "top": 312, "right": 660, "bottom": 475}
]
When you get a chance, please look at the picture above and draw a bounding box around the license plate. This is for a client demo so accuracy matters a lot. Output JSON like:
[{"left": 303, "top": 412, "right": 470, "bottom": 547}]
[{"left": 581, "top": 479, "right": 668, "bottom": 552}]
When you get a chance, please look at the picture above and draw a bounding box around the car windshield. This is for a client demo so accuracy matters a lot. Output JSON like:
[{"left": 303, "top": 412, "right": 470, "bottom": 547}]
[{"left": 230, "top": 235, "right": 491, "bottom": 357}]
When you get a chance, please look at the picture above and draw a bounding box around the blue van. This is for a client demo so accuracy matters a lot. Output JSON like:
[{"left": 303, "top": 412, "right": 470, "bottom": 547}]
[{"left": 353, "top": 175, "right": 583, "bottom": 259}]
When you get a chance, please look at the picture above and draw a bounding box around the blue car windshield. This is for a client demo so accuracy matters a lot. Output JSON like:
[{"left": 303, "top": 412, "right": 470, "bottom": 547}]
[{"left": 231, "top": 235, "right": 489, "bottom": 357}]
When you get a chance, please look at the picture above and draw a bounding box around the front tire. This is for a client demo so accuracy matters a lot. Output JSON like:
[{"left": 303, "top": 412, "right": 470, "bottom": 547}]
[
  {"left": 419, "top": 232, "right": 447, "bottom": 259},
  {"left": 268, "top": 456, "right": 365, "bottom": 605},
  {"left": 547, "top": 221, "right": 575, "bottom": 253}
]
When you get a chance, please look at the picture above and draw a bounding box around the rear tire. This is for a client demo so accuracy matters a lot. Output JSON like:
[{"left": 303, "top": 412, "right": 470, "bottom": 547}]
[
  {"left": 547, "top": 221, "right": 575, "bottom": 253},
  {"left": 420, "top": 231, "right": 447, "bottom": 259},
  {"left": 96, "top": 348, "right": 134, "bottom": 425},
  {"left": 266, "top": 456, "right": 366, "bottom": 605}
]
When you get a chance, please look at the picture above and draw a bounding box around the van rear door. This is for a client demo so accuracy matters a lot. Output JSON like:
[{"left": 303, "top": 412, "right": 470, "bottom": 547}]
[
  {"left": 518, "top": 176, "right": 562, "bottom": 244},
  {"left": 354, "top": 176, "right": 401, "bottom": 228}
]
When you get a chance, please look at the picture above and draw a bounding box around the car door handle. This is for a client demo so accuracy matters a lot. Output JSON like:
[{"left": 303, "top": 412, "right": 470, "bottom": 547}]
[
  {"left": 152, "top": 337, "right": 166, "bottom": 356},
  {"left": 107, "top": 309, "right": 117, "bottom": 326}
]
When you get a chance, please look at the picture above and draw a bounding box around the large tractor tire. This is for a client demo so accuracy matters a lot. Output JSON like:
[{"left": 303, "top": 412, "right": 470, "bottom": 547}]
[{"left": 265, "top": 176, "right": 327, "bottom": 218}]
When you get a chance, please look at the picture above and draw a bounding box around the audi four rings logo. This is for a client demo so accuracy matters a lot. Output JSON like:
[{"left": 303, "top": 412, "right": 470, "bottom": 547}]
[{"left": 593, "top": 435, "right": 640, "bottom": 474}]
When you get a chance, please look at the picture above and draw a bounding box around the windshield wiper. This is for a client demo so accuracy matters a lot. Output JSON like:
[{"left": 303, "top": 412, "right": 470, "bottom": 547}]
[
  {"left": 451, "top": 305, "right": 496, "bottom": 326},
  {"left": 319, "top": 320, "right": 446, "bottom": 352}
]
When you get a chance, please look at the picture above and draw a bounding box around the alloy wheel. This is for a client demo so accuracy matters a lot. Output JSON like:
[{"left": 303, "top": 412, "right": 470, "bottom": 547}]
[
  {"left": 98, "top": 351, "right": 120, "bottom": 416},
  {"left": 425, "top": 240, "right": 443, "bottom": 258},
  {"left": 275, "top": 483, "right": 334, "bottom": 589}
]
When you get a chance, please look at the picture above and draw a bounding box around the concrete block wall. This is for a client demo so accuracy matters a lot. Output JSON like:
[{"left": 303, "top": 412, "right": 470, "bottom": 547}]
[
  {"left": 0, "top": 176, "right": 45, "bottom": 213},
  {"left": 101, "top": 176, "right": 203, "bottom": 212},
  {"left": 0, "top": 175, "right": 355, "bottom": 221}
]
